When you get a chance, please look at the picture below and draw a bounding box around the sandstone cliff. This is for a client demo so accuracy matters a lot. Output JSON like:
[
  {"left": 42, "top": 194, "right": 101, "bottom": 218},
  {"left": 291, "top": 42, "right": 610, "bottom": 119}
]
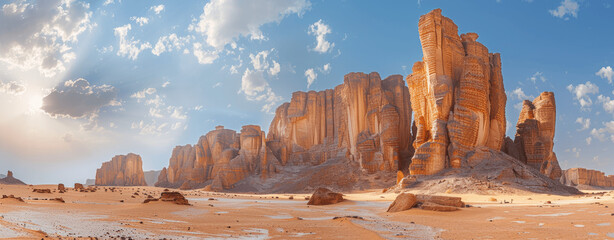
[
  {"left": 95, "top": 153, "right": 147, "bottom": 186},
  {"left": 503, "top": 92, "right": 562, "bottom": 180},
  {"left": 560, "top": 168, "right": 614, "bottom": 188},
  {"left": 267, "top": 72, "right": 413, "bottom": 173},
  {"left": 156, "top": 125, "right": 280, "bottom": 190},
  {"left": 406, "top": 9, "right": 507, "bottom": 175}
]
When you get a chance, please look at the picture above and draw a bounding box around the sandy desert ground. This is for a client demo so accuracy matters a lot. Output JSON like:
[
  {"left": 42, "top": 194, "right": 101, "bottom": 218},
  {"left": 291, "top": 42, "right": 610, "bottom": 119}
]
[{"left": 1, "top": 184, "right": 613, "bottom": 239}]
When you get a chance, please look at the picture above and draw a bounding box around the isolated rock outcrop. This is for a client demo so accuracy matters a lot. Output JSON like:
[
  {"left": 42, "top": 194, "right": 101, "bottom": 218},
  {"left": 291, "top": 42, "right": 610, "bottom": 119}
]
[
  {"left": 95, "top": 153, "right": 147, "bottom": 186},
  {"left": 268, "top": 72, "right": 413, "bottom": 173},
  {"left": 307, "top": 187, "right": 344, "bottom": 205},
  {"left": 144, "top": 191, "right": 190, "bottom": 205},
  {"left": 0, "top": 171, "right": 26, "bottom": 185},
  {"left": 560, "top": 168, "right": 614, "bottom": 188},
  {"left": 156, "top": 125, "right": 280, "bottom": 190},
  {"left": 504, "top": 92, "right": 561, "bottom": 180},
  {"left": 407, "top": 9, "right": 507, "bottom": 175}
]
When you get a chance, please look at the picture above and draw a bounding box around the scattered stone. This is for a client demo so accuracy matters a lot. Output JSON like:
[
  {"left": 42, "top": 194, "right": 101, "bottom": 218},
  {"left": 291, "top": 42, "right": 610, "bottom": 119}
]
[
  {"left": 420, "top": 202, "right": 458, "bottom": 212},
  {"left": 332, "top": 216, "right": 364, "bottom": 220},
  {"left": 1, "top": 195, "right": 24, "bottom": 202},
  {"left": 387, "top": 193, "right": 418, "bottom": 212},
  {"left": 307, "top": 188, "right": 344, "bottom": 205},
  {"left": 32, "top": 189, "right": 51, "bottom": 194}
]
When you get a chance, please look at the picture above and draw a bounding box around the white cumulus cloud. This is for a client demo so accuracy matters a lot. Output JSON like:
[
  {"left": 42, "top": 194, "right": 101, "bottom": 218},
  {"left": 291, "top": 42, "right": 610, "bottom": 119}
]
[
  {"left": 549, "top": 0, "right": 579, "bottom": 19},
  {"left": 305, "top": 68, "right": 317, "bottom": 88},
  {"left": 192, "top": 0, "right": 310, "bottom": 49},
  {"left": 575, "top": 117, "right": 590, "bottom": 130},
  {"left": 114, "top": 24, "right": 152, "bottom": 60},
  {"left": 0, "top": 81, "right": 26, "bottom": 95},
  {"left": 0, "top": 0, "right": 93, "bottom": 77},
  {"left": 566, "top": 81, "right": 599, "bottom": 109},
  {"left": 528, "top": 72, "right": 546, "bottom": 83},
  {"left": 308, "top": 19, "right": 334, "bottom": 53},
  {"left": 152, "top": 34, "right": 192, "bottom": 56},
  {"left": 597, "top": 95, "right": 614, "bottom": 114},
  {"left": 596, "top": 66, "right": 613, "bottom": 84},
  {"left": 151, "top": 4, "right": 165, "bottom": 15},
  {"left": 130, "top": 16, "right": 149, "bottom": 26}
]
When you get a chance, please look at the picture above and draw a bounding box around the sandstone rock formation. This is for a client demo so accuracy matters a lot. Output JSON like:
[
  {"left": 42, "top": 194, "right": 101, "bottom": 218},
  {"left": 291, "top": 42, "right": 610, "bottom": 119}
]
[
  {"left": 307, "top": 187, "right": 344, "bottom": 205},
  {"left": 268, "top": 72, "right": 413, "bottom": 174},
  {"left": 95, "top": 153, "right": 147, "bottom": 186},
  {"left": 503, "top": 92, "right": 561, "bottom": 180},
  {"left": 0, "top": 171, "right": 26, "bottom": 185},
  {"left": 74, "top": 183, "right": 84, "bottom": 190},
  {"left": 407, "top": 9, "right": 507, "bottom": 175},
  {"left": 143, "top": 170, "right": 161, "bottom": 186},
  {"left": 560, "top": 168, "right": 614, "bottom": 188},
  {"left": 387, "top": 193, "right": 418, "bottom": 212},
  {"left": 156, "top": 125, "right": 280, "bottom": 191},
  {"left": 143, "top": 191, "right": 190, "bottom": 205}
]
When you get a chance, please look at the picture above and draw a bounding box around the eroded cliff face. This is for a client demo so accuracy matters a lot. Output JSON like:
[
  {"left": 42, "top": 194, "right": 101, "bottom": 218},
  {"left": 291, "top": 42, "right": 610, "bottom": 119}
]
[
  {"left": 156, "top": 125, "right": 280, "bottom": 190},
  {"left": 560, "top": 168, "right": 614, "bottom": 188},
  {"left": 407, "top": 9, "right": 507, "bottom": 175},
  {"left": 267, "top": 72, "right": 413, "bottom": 173},
  {"left": 95, "top": 153, "right": 147, "bottom": 186},
  {"left": 505, "top": 92, "right": 561, "bottom": 180}
]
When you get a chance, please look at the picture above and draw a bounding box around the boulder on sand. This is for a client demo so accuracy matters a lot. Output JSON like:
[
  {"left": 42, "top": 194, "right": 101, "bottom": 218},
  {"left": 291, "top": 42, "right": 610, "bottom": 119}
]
[
  {"left": 416, "top": 195, "right": 465, "bottom": 208},
  {"left": 387, "top": 193, "right": 418, "bottom": 212},
  {"left": 307, "top": 188, "right": 344, "bottom": 205},
  {"left": 144, "top": 191, "right": 190, "bottom": 205}
]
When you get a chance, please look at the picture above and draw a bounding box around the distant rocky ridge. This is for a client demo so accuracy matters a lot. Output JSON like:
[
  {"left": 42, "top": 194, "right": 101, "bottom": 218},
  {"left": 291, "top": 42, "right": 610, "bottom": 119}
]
[
  {"left": 144, "top": 170, "right": 161, "bottom": 186},
  {"left": 0, "top": 173, "right": 5, "bottom": 178},
  {"left": 95, "top": 153, "right": 147, "bottom": 186},
  {"left": 560, "top": 168, "right": 614, "bottom": 189},
  {"left": 0, "top": 171, "right": 26, "bottom": 185}
]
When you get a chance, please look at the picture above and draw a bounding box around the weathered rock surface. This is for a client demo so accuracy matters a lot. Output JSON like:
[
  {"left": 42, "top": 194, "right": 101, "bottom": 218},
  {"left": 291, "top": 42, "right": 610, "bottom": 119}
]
[
  {"left": 503, "top": 92, "right": 561, "bottom": 180},
  {"left": 0, "top": 171, "right": 26, "bottom": 185},
  {"left": 387, "top": 193, "right": 418, "bottom": 212},
  {"left": 143, "top": 170, "right": 161, "bottom": 186},
  {"left": 420, "top": 202, "right": 458, "bottom": 212},
  {"left": 407, "top": 9, "right": 507, "bottom": 175},
  {"left": 33, "top": 189, "right": 51, "bottom": 193},
  {"left": 396, "top": 147, "right": 581, "bottom": 195},
  {"left": 95, "top": 153, "right": 147, "bottom": 186},
  {"left": 156, "top": 125, "right": 280, "bottom": 191},
  {"left": 268, "top": 72, "right": 413, "bottom": 174},
  {"left": 144, "top": 191, "right": 190, "bottom": 205},
  {"left": 307, "top": 187, "right": 344, "bottom": 205},
  {"left": 416, "top": 195, "right": 464, "bottom": 208},
  {"left": 1, "top": 195, "right": 24, "bottom": 202},
  {"left": 74, "top": 183, "right": 84, "bottom": 190},
  {"left": 560, "top": 168, "right": 614, "bottom": 188}
]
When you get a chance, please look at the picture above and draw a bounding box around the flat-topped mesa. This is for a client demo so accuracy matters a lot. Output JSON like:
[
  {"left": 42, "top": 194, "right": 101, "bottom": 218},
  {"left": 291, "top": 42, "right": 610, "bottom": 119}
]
[
  {"left": 560, "top": 168, "right": 614, "bottom": 188},
  {"left": 156, "top": 125, "right": 280, "bottom": 190},
  {"left": 95, "top": 153, "right": 147, "bottom": 186},
  {"left": 506, "top": 92, "right": 561, "bottom": 179},
  {"left": 407, "top": 9, "right": 507, "bottom": 175},
  {"left": 267, "top": 72, "right": 413, "bottom": 174}
]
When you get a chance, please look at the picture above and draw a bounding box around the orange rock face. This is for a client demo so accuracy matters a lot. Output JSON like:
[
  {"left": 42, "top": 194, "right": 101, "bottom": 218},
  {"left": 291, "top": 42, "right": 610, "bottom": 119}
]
[
  {"left": 560, "top": 168, "right": 614, "bottom": 188},
  {"left": 267, "top": 72, "right": 413, "bottom": 173},
  {"left": 407, "top": 9, "right": 506, "bottom": 175},
  {"left": 156, "top": 125, "right": 280, "bottom": 190},
  {"left": 511, "top": 92, "right": 561, "bottom": 179},
  {"left": 95, "top": 153, "right": 147, "bottom": 186}
]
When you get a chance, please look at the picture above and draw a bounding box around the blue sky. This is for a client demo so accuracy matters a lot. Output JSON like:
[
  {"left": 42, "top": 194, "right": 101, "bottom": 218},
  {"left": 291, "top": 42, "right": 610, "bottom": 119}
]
[{"left": 0, "top": 0, "right": 612, "bottom": 184}]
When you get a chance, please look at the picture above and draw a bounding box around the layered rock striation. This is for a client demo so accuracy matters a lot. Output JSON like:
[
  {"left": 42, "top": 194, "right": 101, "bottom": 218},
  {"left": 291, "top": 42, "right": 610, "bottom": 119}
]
[
  {"left": 95, "top": 153, "right": 147, "bottom": 186},
  {"left": 156, "top": 125, "right": 280, "bottom": 190},
  {"left": 503, "top": 92, "right": 561, "bottom": 179},
  {"left": 268, "top": 72, "right": 413, "bottom": 173},
  {"left": 407, "top": 9, "right": 507, "bottom": 175},
  {"left": 560, "top": 168, "right": 614, "bottom": 188}
]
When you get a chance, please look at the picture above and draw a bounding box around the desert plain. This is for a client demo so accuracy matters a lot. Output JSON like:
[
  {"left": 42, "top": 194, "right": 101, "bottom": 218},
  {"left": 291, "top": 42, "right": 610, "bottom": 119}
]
[{"left": 1, "top": 184, "right": 613, "bottom": 239}]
